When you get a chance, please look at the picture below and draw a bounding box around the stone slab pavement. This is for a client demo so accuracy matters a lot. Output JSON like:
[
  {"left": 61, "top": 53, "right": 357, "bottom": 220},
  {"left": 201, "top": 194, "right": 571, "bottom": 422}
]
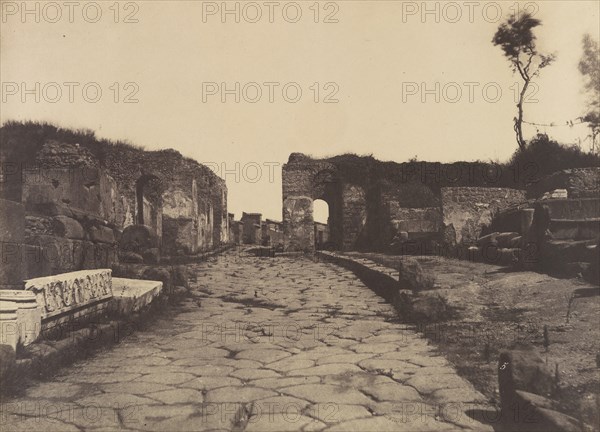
[{"left": 0, "top": 250, "right": 496, "bottom": 431}]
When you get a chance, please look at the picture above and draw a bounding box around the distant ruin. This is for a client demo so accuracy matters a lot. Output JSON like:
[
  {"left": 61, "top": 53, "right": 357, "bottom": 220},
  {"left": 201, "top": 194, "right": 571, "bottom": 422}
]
[
  {"left": 282, "top": 152, "right": 528, "bottom": 252},
  {"left": 282, "top": 152, "right": 599, "bottom": 282}
]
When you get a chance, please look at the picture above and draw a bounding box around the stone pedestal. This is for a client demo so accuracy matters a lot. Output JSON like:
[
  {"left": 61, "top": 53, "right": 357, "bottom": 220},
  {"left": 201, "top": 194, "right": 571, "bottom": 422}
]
[
  {"left": 0, "top": 290, "right": 41, "bottom": 346},
  {"left": 0, "top": 300, "right": 19, "bottom": 350}
]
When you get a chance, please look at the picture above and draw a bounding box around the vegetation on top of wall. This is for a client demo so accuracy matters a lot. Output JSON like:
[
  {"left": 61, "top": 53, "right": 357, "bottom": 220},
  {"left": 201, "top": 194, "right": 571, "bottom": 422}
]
[
  {"left": 508, "top": 133, "right": 600, "bottom": 182},
  {"left": 289, "top": 134, "right": 600, "bottom": 195},
  {"left": 0, "top": 120, "right": 144, "bottom": 160},
  {"left": 0, "top": 120, "right": 225, "bottom": 193}
]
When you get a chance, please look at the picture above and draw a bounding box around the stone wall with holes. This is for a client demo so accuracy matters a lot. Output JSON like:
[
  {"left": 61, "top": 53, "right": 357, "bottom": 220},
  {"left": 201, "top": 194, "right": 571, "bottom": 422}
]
[
  {"left": 21, "top": 169, "right": 124, "bottom": 276},
  {"left": 441, "top": 187, "right": 526, "bottom": 246}
]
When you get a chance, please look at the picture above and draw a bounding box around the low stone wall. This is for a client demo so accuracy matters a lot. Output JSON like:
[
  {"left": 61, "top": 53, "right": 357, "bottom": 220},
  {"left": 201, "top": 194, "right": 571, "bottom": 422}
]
[{"left": 441, "top": 187, "right": 526, "bottom": 245}]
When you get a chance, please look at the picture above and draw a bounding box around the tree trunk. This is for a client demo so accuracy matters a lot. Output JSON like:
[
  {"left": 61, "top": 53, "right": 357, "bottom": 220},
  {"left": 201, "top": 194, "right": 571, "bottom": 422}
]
[{"left": 514, "top": 79, "right": 529, "bottom": 150}]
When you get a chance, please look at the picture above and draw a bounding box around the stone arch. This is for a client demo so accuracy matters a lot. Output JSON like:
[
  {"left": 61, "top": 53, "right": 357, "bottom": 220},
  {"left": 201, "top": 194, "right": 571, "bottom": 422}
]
[
  {"left": 311, "top": 169, "right": 343, "bottom": 250},
  {"left": 282, "top": 160, "right": 344, "bottom": 252}
]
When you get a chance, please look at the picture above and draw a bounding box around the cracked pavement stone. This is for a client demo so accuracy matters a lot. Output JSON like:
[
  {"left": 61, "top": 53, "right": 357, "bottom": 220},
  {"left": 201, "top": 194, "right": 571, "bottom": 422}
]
[{"left": 0, "top": 251, "right": 490, "bottom": 431}]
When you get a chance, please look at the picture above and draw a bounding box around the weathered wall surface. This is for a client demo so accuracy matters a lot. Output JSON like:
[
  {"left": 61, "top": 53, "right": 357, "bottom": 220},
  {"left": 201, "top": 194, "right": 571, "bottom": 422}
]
[
  {"left": 262, "top": 220, "right": 284, "bottom": 247},
  {"left": 441, "top": 187, "right": 526, "bottom": 245},
  {"left": 528, "top": 167, "right": 600, "bottom": 199},
  {"left": 387, "top": 206, "right": 442, "bottom": 238},
  {"left": 230, "top": 221, "right": 243, "bottom": 245},
  {"left": 21, "top": 160, "right": 122, "bottom": 276},
  {"left": 241, "top": 213, "right": 262, "bottom": 244},
  {"left": 0, "top": 123, "right": 229, "bottom": 285},
  {"left": 283, "top": 197, "right": 314, "bottom": 252},
  {"left": 341, "top": 184, "right": 367, "bottom": 250},
  {"left": 98, "top": 147, "right": 227, "bottom": 253}
]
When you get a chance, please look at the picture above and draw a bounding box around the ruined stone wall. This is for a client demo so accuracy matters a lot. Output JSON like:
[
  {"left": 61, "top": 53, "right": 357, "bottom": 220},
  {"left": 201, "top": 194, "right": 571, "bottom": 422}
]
[
  {"left": 230, "top": 221, "right": 243, "bottom": 245},
  {"left": 341, "top": 184, "right": 367, "bottom": 250},
  {"left": 241, "top": 213, "right": 262, "bottom": 244},
  {"left": 98, "top": 147, "right": 227, "bottom": 254},
  {"left": 22, "top": 166, "right": 122, "bottom": 276},
  {"left": 262, "top": 221, "right": 283, "bottom": 247},
  {"left": 282, "top": 153, "right": 528, "bottom": 252},
  {"left": 0, "top": 123, "right": 228, "bottom": 280},
  {"left": 387, "top": 205, "right": 442, "bottom": 242},
  {"left": 282, "top": 154, "right": 341, "bottom": 252},
  {"left": 441, "top": 187, "right": 526, "bottom": 245},
  {"left": 527, "top": 167, "right": 600, "bottom": 199}
]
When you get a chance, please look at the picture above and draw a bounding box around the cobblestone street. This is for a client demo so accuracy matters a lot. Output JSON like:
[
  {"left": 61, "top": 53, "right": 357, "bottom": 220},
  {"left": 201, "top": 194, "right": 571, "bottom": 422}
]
[{"left": 1, "top": 250, "right": 494, "bottom": 431}]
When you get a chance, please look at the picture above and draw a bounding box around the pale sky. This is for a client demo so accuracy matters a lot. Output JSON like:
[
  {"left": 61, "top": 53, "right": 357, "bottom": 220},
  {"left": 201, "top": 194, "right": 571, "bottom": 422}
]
[{"left": 1, "top": 0, "right": 599, "bottom": 221}]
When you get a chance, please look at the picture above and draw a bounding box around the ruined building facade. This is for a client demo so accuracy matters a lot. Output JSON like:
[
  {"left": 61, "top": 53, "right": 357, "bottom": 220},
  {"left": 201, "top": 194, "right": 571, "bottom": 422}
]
[
  {"left": 282, "top": 153, "right": 527, "bottom": 252},
  {"left": 0, "top": 123, "right": 228, "bottom": 286}
]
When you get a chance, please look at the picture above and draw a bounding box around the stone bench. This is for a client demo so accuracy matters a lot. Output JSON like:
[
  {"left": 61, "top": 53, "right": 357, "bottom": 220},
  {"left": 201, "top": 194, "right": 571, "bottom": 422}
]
[
  {"left": 110, "top": 278, "right": 163, "bottom": 316},
  {"left": 24, "top": 269, "right": 113, "bottom": 332}
]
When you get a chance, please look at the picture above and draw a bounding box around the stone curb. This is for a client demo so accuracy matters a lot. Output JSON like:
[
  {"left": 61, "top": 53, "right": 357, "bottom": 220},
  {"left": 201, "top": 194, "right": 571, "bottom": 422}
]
[
  {"left": 315, "top": 251, "right": 401, "bottom": 302},
  {"left": 161, "top": 243, "right": 236, "bottom": 264}
]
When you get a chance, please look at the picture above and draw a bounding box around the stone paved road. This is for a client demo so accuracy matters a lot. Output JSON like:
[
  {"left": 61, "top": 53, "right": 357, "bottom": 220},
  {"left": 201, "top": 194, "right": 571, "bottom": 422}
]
[{"left": 1, "top": 250, "right": 494, "bottom": 431}]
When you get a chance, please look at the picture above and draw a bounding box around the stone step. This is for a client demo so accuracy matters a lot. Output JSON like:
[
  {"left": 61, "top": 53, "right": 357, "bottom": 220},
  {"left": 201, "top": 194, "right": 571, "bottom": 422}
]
[
  {"left": 543, "top": 240, "right": 598, "bottom": 266},
  {"left": 549, "top": 218, "right": 600, "bottom": 240},
  {"left": 542, "top": 198, "right": 600, "bottom": 220}
]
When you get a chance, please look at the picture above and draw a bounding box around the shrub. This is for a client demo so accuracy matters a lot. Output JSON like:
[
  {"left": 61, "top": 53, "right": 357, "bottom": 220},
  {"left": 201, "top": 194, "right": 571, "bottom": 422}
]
[{"left": 507, "top": 134, "right": 600, "bottom": 185}]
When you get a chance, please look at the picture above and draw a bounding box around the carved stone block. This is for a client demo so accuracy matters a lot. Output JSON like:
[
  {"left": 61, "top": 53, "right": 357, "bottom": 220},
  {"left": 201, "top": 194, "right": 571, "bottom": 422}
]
[{"left": 24, "top": 269, "right": 113, "bottom": 321}]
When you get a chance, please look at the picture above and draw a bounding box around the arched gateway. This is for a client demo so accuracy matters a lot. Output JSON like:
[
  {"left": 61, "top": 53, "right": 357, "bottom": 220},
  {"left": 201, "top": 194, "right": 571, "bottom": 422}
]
[{"left": 282, "top": 153, "right": 366, "bottom": 252}]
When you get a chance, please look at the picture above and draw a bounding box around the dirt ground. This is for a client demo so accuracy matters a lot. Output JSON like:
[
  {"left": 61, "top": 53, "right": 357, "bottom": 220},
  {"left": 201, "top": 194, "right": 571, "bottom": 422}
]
[{"left": 342, "top": 251, "right": 600, "bottom": 427}]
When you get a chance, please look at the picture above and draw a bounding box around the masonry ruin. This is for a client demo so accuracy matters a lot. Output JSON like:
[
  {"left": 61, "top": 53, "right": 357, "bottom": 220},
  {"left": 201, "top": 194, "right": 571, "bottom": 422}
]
[
  {"left": 1, "top": 125, "right": 229, "bottom": 278},
  {"left": 282, "top": 153, "right": 526, "bottom": 252},
  {"left": 0, "top": 123, "right": 231, "bottom": 353},
  {"left": 281, "top": 153, "right": 599, "bottom": 280}
]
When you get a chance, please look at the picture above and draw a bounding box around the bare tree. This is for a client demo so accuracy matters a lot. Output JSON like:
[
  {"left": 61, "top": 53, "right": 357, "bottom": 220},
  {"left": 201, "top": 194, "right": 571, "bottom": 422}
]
[
  {"left": 493, "top": 13, "right": 556, "bottom": 150},
  {"left": 578, "top": 34, "right": 600, "bottom": 152}
]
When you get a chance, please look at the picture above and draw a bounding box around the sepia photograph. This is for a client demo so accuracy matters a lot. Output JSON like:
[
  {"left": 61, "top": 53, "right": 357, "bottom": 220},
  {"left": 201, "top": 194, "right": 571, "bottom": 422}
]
[{"left": 0, "top": 1, "right": 599, "bottom": 431}]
